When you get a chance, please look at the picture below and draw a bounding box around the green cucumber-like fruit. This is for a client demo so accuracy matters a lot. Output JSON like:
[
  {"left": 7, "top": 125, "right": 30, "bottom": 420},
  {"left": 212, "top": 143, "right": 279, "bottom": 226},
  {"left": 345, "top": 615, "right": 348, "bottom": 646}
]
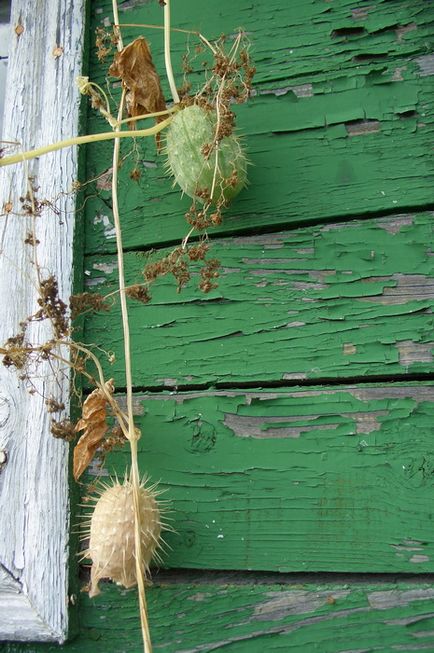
[{"left": 165, "top": 104, "right": 247, "bottom": 205}]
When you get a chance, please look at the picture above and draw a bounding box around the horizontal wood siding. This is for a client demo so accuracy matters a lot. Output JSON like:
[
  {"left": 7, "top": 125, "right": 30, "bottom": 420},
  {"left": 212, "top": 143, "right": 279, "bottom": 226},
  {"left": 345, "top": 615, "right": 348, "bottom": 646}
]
[
  {"left": 87, "top": 383, "right": 434, "bottom": 573},
  {"left": 84, "top": 1, "right": 434, "bottom": 253},
  {"left": 5, "top": 0, "right": 434, "bottom": 650},
  {"left": 83, "top": 213, "right": 434, "bottom": 386},
  {"left": 4, "top": 577, "right": 434, "bottom": 652}
]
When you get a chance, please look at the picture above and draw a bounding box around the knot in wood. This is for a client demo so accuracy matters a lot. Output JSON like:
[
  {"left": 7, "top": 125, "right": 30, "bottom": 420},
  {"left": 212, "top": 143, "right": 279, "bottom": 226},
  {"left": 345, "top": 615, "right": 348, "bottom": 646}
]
[{"left": 0, "top": 392, "right": 12, "bottom": 430}]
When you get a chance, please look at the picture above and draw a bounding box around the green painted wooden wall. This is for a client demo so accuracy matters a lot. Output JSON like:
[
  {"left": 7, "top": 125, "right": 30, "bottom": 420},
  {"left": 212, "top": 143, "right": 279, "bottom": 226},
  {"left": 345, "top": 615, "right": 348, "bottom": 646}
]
[{"left": 3, "top": 0, "right": 434, "bottom": 651}]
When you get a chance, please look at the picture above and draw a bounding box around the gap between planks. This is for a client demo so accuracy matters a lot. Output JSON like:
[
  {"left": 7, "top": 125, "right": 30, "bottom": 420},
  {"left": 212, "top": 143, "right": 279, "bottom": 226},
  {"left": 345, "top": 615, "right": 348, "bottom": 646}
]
[
  {"left": 153, "top": 569, "right": 434, "bottom": 586},
  {"left": 106, "top": 372, "right": 434, "bottom": 396},
  {"left": 85, "top": 202, "right": 434, "bottom": 258},
  {"left": 80, "top": 567, "right": 434, "bottom": 587}
]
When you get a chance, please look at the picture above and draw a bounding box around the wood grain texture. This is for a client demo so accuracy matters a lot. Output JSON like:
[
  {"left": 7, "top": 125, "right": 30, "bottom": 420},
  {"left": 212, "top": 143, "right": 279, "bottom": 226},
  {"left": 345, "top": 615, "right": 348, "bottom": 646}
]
[
  {"left": 0, "top": 0, "right": 85, "bottom": 642},
  {"left": 3, "top": 577, "right": 434, "bottom": 652},
  {"left": 83, "top": 213, "right": 434, "bottom": 387},
  {"left": 78, "top": 382, "right": 434, "bottom": 574},
  {"left": 83, "top": 0, "right": 434, "bottom": 253}
]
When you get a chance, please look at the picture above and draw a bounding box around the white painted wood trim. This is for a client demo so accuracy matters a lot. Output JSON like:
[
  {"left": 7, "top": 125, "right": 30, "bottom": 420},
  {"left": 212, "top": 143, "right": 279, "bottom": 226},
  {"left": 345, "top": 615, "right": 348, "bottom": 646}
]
[{"left": 0, "top": 0, "right": 85, "bottom": 642}]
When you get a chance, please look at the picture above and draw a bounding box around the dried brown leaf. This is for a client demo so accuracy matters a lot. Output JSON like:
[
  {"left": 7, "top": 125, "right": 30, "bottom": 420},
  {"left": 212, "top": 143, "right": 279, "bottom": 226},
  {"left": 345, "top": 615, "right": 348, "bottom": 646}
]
[
  {"left": 109, "top": 37, "right": 166, "bottom": 147},
  {"left": 73, "top": 379, "right": 114, "bottom": 481}
]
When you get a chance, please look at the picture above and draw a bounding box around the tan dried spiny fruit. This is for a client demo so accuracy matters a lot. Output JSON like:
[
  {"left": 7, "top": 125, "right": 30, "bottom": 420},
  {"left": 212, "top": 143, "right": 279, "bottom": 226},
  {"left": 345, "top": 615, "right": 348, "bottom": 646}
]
[{"left": 82, "top": 477, "right": 162, "bottom": 597}]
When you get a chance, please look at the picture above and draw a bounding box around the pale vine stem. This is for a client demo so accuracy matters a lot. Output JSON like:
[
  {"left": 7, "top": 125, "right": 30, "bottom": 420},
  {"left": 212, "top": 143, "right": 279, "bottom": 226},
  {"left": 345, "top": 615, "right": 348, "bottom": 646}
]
[
  {"left": 68, "top": 342, "right": 129, "bottom": 436},
  {"left": 117, "top": 23, "right": 217, "bottom": 55},
  {"left": 111, "top": 91, "right": 152, "bottom": 653},
  {"left": 0, "top": 120, "right": 171, "bottom": 168},
  {"left": 54, "top": 346, "right": 130, "bottom": 438},
  {"left": 164, "top": 0, "right": 180, "bottom": 104},
  {"left": 111, "top": 0, "right": 152, "bottom": 648}
]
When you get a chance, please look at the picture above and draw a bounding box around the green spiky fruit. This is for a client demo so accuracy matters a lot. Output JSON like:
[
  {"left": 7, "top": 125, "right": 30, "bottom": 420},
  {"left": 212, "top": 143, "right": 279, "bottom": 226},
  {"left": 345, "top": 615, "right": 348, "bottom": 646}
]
[{"left": 165, "top": 104, "right": 247, "bottom": 205}]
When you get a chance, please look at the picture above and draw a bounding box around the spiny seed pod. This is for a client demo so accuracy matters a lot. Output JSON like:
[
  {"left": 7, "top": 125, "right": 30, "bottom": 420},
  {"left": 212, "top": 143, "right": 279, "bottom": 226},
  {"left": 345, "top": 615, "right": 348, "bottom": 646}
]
[
  {"left": 165, "top": 104, "right": 247, "bottom": 205},
  {"left": 82, "top": 478, "right": 162, "bottom": 597}
]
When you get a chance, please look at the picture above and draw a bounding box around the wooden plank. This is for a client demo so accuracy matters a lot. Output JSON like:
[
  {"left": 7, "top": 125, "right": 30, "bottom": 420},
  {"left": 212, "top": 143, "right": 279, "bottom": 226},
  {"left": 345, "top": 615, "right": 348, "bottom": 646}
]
[
  {"left": 0, "top": 0, "right": 85, "bottom": 642},
  {"left": 83, "top": 0, "right": 434, "bottom": 252},
  {"left": 4, "top": 577, "right": 434, "bottom": 652},
  {"left": 81, "top": 383, "right": 434, "bottom": 573},
  {"left": 83, "top": 213, "right": 434, "bottom": 387}
]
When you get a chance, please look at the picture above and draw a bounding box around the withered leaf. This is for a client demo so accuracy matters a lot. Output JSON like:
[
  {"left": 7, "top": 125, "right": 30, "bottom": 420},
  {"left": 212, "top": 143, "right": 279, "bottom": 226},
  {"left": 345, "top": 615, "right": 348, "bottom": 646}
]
[
  {"left": 109, "top": 37, "right": 166, "bottom": 147},
  {"left": 73, "top": 379, "right": 114, "bottom": 481}
]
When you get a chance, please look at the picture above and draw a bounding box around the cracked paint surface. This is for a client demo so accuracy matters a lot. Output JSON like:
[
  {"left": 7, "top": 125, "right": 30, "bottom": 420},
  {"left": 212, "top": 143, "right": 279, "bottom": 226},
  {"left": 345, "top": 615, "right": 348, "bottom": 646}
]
[
  {"left": 11, "top": 0, "right": 434, "bottom": 651},
  {"left": 5, "top": 580, "right": 434, "bottom": 652},
  {"left": 89, "top": 383, "right": 434, "bottom": 574},
  {"left": 84, "top": 213, "right": 434, "bottom": 386},
  {"left": 84, "top": 0, "right": 434, "bottom": 252}
]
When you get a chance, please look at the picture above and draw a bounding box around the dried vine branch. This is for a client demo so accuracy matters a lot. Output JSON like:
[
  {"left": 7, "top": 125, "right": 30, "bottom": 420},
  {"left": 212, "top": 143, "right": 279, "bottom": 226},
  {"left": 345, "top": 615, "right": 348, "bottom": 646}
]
[{"left": 0, "top": 3, "right": 254, "bottom": 651}]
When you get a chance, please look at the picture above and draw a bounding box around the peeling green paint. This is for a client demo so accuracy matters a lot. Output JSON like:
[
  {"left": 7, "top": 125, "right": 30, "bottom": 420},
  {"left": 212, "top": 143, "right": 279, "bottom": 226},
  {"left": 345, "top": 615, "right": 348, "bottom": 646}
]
[
  {"left": 6, "top": 0, "right": 434, "bottom": 650},
  {"left": 4, "top": 579, "right": 434, "bottom": 652},
  {"left": 84, "top": 0, "right": 434, "bottom": 252},
  {"left": 76, "top": 382, "right": 434, "bottom": 574},
  {"left": 83, "top": 213, "right": 434, "bottom": 386}
]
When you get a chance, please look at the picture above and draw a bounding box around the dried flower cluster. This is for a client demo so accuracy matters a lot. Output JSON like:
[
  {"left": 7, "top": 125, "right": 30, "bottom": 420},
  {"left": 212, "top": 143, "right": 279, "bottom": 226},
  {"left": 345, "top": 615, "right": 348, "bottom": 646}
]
[
  {"left": 70, "top": 292, "right": 111, "bottom": 320},
  {"left": 141, "top": 240, "right": 219, "bottom": 295},
  {"left": 95, "top": 26, "right": 118, "bottom": 62},
  {"left": 1, "top": 273, "right": 69, "bottom": 377}
]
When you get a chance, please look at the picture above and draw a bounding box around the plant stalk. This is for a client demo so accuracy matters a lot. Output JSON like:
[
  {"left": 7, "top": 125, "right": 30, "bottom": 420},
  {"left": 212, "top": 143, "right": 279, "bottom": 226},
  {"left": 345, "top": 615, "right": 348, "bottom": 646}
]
[
  {"left": 111, "top": 88, "right": 152, "bottom": 653},
  {"left": 164, "top": 0, "right": 180, "bottom": 104},
  {"left": 116, "top": 23, "right": 217, "bottom": 55},
  {"left": 110, "top": 1, "right": 153, "bottom": 645},
  {"left": 0, "top": 120, "right": 171, "bottom": 168}
]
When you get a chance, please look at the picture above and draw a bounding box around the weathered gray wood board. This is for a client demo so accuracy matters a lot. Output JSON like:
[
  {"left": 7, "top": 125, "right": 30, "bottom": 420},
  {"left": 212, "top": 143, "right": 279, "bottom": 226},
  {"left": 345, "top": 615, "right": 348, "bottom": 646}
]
[
  {"left": 83, "top": 213, "right": 434, "bottom": 386},
  {"left": 0, "top": 0, "right": 85, "bottom": 642}
]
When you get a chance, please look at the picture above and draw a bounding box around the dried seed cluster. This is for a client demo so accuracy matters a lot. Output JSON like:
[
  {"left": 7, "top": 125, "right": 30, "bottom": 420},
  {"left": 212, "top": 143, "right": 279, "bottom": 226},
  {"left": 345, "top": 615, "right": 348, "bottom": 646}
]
[
  {"left": 51, "top": 419, "right": 76, "bottom": 442},
  {"left": 36, "top": 276, "right": 69, "bottom": 339},
  {"left": 2, "top": 333, "right": 27, "bottom": 370},
  {"left": 142, "top": 241, "right": 219, "bottom": 296},
  {"left": 95, "top": 26, "right": 118, "bottom": 62},
  {"left": 70, "top": 292, "right": 111, "bottom": 320}
]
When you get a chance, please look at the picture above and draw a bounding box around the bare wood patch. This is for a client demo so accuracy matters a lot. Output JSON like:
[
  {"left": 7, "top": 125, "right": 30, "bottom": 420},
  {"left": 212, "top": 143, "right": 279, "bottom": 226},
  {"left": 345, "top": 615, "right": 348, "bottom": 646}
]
[
  {"left": 397, "top": 340, "right": 434, "bottom": 366},
  {"left": 345, "top": 120, "right": 381, "bottom": 137}
]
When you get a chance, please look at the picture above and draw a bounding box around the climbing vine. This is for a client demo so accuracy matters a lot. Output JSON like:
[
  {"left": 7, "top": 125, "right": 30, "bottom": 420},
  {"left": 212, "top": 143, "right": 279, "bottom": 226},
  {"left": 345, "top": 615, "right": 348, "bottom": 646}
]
[{"left": 0, "top": 1, "right": 254, "bottom": 651}]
